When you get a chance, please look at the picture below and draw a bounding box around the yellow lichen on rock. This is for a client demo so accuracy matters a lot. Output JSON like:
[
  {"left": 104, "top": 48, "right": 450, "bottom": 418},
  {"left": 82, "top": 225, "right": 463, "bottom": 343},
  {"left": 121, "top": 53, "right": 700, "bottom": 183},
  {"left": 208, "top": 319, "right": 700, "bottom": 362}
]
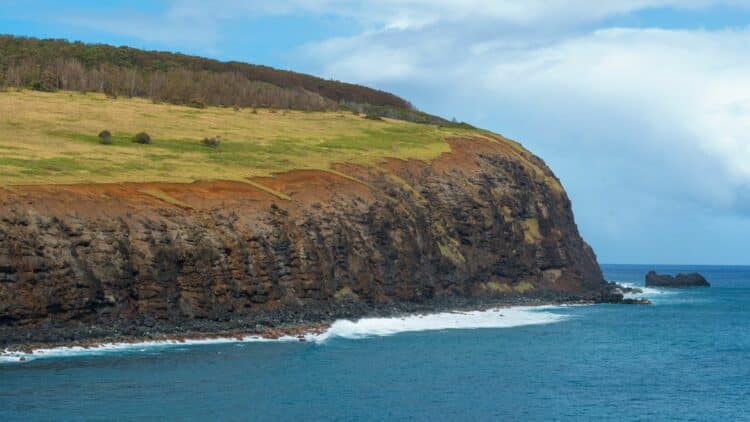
[{"left": 522, "top": 218, "right": 542, "bottom": 243}]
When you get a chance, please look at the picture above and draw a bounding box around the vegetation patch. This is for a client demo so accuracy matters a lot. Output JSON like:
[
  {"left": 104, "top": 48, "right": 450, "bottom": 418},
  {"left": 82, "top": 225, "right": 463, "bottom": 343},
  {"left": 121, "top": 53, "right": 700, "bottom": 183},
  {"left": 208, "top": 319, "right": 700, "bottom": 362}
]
[
  {"left": 486, "top": 282, "right": 511, "bottom": 293},
  {"left": 522, "top": 218, "right": 542, "bottom": 244},
  {"left": 513, "top": 282, "right": 535, "bottom": 294},
  {"left": 138, "top": 189, "right": 193, "bottom": 209},
  {"left": 240, "top": 180, "right": 292, "bottom": 201},
  {"left": 438, "top": 240, "right": 466, "bottom": 265},
  {"left": 98, "top": 130, "right": 112, "bottom": 145},
  {"left": 318, "top": 168, "right": 371, "bottom": 188},
  {"left": 201, "top": 136, "right": 221, "bottom": 148},
  {"left": 0, "top": 91, "right": 508, "bottom": 185},
  {"left": 334, "top": 287, "right": 357, "bottom": 301},
  {"left": 133, "top": 132, "right": 151, "bottom": 144}
]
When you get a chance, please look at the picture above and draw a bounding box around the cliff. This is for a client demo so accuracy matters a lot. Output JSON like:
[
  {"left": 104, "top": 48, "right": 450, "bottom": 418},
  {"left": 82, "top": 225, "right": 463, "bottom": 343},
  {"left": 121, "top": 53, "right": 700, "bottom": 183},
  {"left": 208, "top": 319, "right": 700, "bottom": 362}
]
[{"left": 0, "top": 136, "right": 615, "bottom": 347}]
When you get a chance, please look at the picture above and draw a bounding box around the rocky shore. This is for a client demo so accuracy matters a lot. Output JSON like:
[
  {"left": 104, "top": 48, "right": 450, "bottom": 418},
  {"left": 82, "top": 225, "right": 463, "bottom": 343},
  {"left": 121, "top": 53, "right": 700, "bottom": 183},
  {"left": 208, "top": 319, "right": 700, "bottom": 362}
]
[{"left": 2, "top": 293, "right": 638, "bottom": 353}]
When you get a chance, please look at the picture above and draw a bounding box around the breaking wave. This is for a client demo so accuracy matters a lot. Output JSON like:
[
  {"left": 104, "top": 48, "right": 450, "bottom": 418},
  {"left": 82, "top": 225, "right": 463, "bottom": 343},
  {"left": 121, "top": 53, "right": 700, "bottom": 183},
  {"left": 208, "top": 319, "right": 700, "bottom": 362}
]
[
  {"left": 1, "top": 306, "right": 570, "bottom": 364},
  {"left": 308, "top": 306, "right": 569, "bottom": 343}
]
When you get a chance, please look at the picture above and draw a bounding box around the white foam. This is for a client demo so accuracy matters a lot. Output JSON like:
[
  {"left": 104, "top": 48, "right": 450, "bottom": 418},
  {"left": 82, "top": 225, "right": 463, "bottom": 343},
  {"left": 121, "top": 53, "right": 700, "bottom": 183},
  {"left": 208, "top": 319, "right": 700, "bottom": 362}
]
[
  {"left": 306, "top": 306, "right": 568, "bottom": 343},
  {"left": 0, "top": 335, "right": 297, "bottom": 364},
  {"left": 617, "top": 282, "right": 673, "bottom": 298},
  {"left": 1, "top": 306, "right": 570, "bottom": 363}
]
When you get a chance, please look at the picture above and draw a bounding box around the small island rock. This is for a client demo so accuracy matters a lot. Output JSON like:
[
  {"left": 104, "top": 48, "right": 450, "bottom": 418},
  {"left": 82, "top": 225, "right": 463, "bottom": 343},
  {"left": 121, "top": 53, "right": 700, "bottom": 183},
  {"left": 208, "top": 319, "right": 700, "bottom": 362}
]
[{"left": 645, "top": 271, "right": 710, "bottom": 288}]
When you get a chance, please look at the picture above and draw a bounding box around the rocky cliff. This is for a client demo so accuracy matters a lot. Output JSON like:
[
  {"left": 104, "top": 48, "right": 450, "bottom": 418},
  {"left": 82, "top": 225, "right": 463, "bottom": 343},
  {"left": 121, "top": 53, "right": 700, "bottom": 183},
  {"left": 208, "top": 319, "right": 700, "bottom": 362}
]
[{"left": 0, "top": 136, "right": 616, "bottom": 347}]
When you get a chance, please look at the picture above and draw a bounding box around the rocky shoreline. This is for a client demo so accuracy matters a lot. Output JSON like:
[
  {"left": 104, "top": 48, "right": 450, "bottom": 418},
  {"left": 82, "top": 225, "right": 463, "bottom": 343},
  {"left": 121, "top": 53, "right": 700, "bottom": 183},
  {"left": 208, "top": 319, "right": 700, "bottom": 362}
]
[{"left": 2, "top": 288, "right": 647, "bottom": 354}]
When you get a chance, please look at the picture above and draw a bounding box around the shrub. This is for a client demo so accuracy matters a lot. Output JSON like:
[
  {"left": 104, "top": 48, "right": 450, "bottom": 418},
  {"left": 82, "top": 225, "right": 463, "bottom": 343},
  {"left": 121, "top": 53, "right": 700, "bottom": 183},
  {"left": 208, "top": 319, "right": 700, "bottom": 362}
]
[
  {"left": 98, "top": 130, "right": 112, "bottom": 145},
  {"left": 364, "top": 114, "right": 383, "bottom": 121},
  {"left": 133, "top": 132, "right": 151, "bottom": 144},
  {"left": 201, "top": 136, "right": 221, "bottom": 148},
  {"left": 187, "top": 99, "right": 206, "bottom": 109}
]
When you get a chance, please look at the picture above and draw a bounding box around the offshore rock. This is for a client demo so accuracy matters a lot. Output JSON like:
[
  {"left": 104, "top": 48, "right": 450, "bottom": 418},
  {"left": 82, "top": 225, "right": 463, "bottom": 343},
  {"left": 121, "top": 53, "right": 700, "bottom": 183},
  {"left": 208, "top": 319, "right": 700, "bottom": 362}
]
[{"left": 645, "top": 271, "right": 710, "bottom": 288}]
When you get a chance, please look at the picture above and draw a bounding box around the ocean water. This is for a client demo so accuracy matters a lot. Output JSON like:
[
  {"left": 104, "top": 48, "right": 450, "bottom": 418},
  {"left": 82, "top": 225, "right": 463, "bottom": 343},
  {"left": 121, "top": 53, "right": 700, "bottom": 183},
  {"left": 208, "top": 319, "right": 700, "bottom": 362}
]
[{"left": 1, "top": 264, "right": 749, "bottom": 421}]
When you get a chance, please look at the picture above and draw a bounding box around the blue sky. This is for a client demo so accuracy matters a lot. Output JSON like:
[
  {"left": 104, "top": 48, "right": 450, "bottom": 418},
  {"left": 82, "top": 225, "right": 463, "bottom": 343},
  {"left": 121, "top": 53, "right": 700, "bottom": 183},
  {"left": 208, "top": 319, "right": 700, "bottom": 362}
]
[{"left": 2, "top": 1, "right": 750, "bottom": 264}]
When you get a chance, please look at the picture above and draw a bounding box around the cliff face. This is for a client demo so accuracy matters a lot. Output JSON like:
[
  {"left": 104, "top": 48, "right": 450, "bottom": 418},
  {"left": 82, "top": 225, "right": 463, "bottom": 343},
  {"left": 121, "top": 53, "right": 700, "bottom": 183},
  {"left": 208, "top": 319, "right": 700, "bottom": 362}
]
[{"left": 0, "top": 137, "right": 609, "bottom": 346}]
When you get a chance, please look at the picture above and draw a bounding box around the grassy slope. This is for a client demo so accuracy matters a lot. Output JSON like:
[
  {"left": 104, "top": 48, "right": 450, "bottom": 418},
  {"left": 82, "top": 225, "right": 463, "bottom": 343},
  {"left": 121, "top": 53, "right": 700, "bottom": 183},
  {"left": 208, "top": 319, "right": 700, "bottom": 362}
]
[{"left": 0, "top": 90, "right": 486, "bottom": 186}]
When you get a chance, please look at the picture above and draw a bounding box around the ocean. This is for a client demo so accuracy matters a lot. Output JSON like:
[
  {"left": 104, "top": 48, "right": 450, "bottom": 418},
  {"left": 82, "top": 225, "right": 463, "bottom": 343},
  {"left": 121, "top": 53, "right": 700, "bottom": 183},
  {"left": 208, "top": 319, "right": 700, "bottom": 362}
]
[{"left": 1, "top": 264, "right": 748, "bottom": 421}]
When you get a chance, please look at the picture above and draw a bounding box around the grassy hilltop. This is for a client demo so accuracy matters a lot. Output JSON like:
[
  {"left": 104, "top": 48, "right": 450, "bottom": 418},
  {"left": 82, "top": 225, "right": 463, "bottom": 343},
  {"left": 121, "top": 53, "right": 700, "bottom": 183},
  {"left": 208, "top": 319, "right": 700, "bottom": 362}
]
[{"left": 0, "top": 90, "right": 486, "bottom": 186}]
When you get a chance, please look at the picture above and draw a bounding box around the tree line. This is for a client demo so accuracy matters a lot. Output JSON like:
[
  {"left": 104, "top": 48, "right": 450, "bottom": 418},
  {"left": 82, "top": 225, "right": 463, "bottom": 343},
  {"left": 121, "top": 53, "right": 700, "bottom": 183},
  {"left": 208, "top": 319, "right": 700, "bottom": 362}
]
[{"left": 0, "top": 35, "right": 411, "bottom": 111}]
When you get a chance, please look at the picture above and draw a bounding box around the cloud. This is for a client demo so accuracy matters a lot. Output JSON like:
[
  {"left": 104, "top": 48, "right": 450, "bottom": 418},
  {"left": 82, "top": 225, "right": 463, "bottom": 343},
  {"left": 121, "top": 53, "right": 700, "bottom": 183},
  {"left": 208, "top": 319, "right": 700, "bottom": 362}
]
[
  {"left": 295, "top": 9, "right": 750, "bottom": 263},
  {"left": 305, "top": 24, "right": 750, "bottom": 206},
  {"left": 166, "top": 0, "right": 745, "bottom": 29}
]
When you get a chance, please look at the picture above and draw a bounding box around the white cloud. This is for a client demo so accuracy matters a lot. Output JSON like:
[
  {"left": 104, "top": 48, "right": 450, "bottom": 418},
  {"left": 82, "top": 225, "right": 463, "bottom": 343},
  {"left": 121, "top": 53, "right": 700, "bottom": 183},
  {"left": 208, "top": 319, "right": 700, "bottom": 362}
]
[
  {"left": 165, "top": 0, "right": 744, "bottom": 29},
  {"left": 295, "top": 8, "right": 750, "bottom": 264},
  {"left": 305, "top": 24, "right": 750, "bottom": 210}
]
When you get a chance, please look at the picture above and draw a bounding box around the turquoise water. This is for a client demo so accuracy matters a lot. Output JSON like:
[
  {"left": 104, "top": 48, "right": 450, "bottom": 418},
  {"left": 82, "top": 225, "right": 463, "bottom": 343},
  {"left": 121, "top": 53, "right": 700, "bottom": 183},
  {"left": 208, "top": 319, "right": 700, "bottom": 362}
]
[{"left": 1, "top": 264, "right": 749, "bottom": 421}]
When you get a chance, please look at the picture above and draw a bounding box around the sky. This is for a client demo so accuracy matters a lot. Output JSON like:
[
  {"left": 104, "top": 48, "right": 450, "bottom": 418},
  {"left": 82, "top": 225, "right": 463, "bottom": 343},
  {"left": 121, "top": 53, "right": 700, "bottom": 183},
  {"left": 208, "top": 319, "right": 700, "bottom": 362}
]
[{"left": 2, "top": 1, "right": 749, "bottom": 265}]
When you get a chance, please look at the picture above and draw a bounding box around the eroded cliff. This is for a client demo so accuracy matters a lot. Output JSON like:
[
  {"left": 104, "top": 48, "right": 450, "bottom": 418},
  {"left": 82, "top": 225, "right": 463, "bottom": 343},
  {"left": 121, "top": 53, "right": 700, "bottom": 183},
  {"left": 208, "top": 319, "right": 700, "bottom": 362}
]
[{"left": 0, "top": 136, "right": 614, "bottom": 347}]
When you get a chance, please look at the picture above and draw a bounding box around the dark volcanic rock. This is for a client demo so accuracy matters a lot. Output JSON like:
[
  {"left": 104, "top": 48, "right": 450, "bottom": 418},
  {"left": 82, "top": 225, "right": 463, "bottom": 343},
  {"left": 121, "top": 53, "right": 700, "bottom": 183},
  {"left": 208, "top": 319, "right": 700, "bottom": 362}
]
[
  {"left": 645, "top": 271, "right": 710, "bottom": 288},
  {"left": 621, "top": 298, "right": 652, "bottom": 305},
  {"left": 0, "top": 137, "right": 619, "bottom": 348}
]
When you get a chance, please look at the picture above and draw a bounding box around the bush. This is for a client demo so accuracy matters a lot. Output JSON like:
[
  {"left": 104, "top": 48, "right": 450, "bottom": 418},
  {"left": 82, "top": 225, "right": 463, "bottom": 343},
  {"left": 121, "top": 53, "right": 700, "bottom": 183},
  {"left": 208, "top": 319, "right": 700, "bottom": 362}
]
[
  {"left": 201, "top": 136, "right": 221, "bottom": 148},
  {"left": 364, "top": 114, "right": 383, "bottom": 121},
  {"left": 187, "top": 99, "right": 206, "bottom": 109},
  {"left": 98, "top": 130, "right": 112, "bottom": 145},
  {"left": 133, "top": 132, "right": 151, "bottom": 144}
]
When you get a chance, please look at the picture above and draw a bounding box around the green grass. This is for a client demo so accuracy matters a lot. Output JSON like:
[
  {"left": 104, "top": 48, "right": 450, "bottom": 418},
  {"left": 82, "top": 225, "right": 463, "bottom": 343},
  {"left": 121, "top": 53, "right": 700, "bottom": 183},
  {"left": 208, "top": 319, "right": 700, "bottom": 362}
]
[{"left": 0, "top": 90, "right": 487, "bottom": 185}]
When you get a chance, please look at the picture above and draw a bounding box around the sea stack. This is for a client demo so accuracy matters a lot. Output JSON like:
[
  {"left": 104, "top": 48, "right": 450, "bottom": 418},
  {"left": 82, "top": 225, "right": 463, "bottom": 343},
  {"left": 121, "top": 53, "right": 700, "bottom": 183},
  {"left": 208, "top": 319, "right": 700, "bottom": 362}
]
[{"left": 645, "top": 271, "right": 710, "bottom": 288}]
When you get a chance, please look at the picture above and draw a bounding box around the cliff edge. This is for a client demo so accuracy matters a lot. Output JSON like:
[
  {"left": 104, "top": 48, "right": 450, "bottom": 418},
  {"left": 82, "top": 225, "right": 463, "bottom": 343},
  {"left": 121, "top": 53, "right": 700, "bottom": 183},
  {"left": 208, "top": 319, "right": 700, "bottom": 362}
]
[{"left": 0, "top": 136, "right": 616, "bottom": 347}]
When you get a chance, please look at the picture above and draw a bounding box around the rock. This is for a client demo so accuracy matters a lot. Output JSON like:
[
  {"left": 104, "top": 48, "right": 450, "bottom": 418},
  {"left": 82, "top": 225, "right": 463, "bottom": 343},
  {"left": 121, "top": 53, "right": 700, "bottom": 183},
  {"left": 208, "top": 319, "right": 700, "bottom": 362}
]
[
  {"left": 645, "top": 271, "right": 710, "bottom": 288},
  {"left": 621, "top": 298, "right": 651, "bottom": 305}
]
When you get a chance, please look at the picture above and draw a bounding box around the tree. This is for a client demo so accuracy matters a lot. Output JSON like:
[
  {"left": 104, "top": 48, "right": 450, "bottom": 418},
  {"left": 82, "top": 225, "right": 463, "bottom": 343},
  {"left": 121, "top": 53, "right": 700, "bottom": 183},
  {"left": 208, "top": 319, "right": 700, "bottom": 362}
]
[{"left": 33, "top": 68, "right": 58, "bottom": 92}]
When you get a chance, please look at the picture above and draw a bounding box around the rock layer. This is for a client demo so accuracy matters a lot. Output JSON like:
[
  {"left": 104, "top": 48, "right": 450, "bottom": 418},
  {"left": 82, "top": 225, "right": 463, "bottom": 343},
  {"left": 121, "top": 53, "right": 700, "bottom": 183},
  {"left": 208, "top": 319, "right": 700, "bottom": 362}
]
[{"left": 0, "top": 137, "right": 614, "bottom": 347}]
